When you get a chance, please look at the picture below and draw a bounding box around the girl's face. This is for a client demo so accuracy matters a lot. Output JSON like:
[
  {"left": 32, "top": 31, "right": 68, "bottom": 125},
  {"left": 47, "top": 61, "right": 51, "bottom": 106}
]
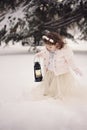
[{"left": 45, "top": 44, "right": 56, "bottom": 52}]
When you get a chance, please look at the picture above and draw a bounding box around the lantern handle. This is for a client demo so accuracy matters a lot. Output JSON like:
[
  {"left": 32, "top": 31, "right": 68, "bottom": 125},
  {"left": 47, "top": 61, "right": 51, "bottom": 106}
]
[{"left": 34, "top": 56, "right": 41, "bottom": 63}]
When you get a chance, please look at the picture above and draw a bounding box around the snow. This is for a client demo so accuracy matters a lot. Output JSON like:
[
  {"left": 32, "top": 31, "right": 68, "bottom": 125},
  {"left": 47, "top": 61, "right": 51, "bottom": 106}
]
[
  {"left": 67, "top": 39, "right": 87, "bottom": 51},
  {"left": 0, "top": 3, "right": 26, "bottom": 31},
  {"left": 0, "top": 44, "right": 87, "bottom": 130}
]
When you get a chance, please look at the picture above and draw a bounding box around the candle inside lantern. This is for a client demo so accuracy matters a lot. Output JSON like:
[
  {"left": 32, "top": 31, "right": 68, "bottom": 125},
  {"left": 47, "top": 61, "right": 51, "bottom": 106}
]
[{"left": 35, "top": 69, "right": 42, "bottom": 77}]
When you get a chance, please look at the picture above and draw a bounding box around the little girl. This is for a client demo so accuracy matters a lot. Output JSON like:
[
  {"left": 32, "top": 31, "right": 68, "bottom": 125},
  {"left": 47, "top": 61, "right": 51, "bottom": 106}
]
[{"left": 34, "top": 31, "right": 86, "bottom": 100}]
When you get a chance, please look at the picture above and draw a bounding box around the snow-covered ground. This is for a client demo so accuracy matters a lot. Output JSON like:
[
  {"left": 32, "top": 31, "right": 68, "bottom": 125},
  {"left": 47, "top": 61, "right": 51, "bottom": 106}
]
[{"left": 0, "top": 44, "right": 87, "bottom": 130}]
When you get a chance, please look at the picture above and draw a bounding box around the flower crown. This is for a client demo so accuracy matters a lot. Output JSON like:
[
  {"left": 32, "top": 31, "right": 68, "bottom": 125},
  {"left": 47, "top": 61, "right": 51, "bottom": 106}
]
[{"left": 42, "top": 35, "right": 54, "bottom": 43}]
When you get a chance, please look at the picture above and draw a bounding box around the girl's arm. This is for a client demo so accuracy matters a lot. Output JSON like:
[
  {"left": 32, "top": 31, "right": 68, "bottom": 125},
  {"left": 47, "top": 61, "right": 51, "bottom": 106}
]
[
  {"left": 66, "top": 58, "right": 82, "bottom": 76},
  {"left": 64, "top": 47, "right": 82, "bottom": 76},
  {"left": 35, "top": 49, "right": 45, "bottom": 58}
]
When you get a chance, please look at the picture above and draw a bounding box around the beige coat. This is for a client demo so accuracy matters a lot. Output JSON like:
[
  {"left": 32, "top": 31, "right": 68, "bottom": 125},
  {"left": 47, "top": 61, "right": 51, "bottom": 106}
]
[{"left": 36, "top": 45, "right": 77, "bottom": 76}]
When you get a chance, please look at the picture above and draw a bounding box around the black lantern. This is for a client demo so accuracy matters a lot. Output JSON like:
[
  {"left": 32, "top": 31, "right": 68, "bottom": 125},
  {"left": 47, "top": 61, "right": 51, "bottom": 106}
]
[{"left": 34, "top": 59, "right": 43, "bottom": 82}]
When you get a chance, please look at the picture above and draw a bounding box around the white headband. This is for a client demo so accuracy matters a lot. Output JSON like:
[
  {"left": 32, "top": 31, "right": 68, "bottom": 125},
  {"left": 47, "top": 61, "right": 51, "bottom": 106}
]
[{"left": 42, "top": 35, "right": 54, "bottom": 43}]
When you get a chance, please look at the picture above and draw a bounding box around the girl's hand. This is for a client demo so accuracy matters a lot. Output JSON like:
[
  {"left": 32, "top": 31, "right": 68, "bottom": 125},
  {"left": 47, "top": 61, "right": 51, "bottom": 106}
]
[
  {"left": 35, "top": 52, "right": 42, "bottom": 58},
  {"left": 74, "top": 68, "right": 83, "bottom": 76}
]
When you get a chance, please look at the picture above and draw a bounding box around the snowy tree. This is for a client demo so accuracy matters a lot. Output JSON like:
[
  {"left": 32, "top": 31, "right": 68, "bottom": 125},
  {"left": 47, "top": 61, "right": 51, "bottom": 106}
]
[
  {"left": 23, "top": 0, "right": 87, "bottom": 42},
  {"left": 0, "top": 0, "right": 87, "bottom": 47}
]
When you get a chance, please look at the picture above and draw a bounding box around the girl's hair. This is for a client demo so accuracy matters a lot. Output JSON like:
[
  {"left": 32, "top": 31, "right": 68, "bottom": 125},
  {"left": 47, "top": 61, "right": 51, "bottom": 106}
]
[{"left": 42, "top": 32, "right": 66, "bottom": 49}]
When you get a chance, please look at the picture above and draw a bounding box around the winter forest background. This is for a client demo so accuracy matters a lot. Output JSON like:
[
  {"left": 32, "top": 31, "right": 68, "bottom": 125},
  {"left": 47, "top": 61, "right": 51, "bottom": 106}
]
[{"left": 0, "top": 0, "right": 87, "bottom": 48}]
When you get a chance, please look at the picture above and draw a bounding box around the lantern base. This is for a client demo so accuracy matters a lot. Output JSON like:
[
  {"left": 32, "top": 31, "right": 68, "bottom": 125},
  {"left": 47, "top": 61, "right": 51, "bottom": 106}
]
[{"left": 35, "top": 77, "right": 43, "bottom": 82}]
